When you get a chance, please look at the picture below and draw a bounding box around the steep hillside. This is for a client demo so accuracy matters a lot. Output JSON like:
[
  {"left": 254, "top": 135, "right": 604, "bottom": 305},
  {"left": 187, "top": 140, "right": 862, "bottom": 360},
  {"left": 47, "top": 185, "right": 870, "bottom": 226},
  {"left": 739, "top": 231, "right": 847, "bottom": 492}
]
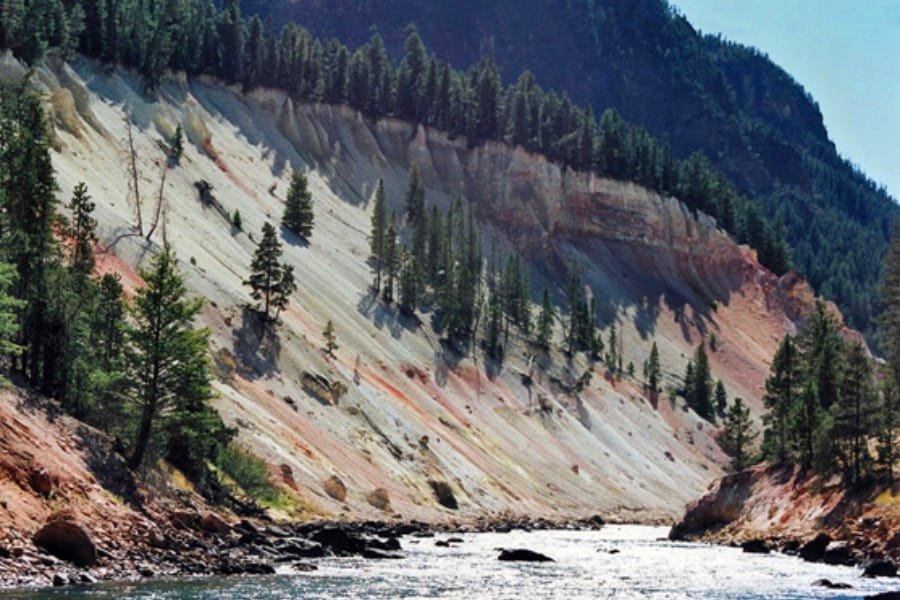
[
  {"left": 244, "top": 0, "right": 898, "bottom": 343},
  {"left": 1, "top": 52, "right": 835, "bottom": 525},
  {"left": 669, "top": 463, "right": 900, "bottom": 569}
]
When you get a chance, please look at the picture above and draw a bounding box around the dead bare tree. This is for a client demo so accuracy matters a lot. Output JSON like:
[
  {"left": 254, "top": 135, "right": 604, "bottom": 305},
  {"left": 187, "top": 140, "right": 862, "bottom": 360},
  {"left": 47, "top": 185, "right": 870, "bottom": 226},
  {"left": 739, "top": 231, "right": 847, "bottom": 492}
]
[
  {"left": 124, "top": 114, "right": 143, "bottom": 235},
  {"left": 145, "top": 160, "right": 168, "bottom": 241}
]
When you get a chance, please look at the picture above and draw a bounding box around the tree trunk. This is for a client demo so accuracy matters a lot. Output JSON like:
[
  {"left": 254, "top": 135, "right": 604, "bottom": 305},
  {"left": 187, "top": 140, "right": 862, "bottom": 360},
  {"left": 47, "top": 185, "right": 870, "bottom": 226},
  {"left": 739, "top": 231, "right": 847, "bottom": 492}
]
[{"left": 128, "top": 395, "right": 156, "bottom": 470}]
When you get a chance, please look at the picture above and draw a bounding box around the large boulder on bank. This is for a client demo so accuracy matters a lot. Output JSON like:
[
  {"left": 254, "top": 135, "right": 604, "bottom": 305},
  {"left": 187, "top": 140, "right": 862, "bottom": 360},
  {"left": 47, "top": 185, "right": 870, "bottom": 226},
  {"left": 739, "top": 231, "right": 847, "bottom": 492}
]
[
  {"left": 498, "top": 548, "right": 554, "bottom": 562},
  {"left": 200, "top": 512, "right": 231, "bottom": 535},
  {"left": 33, "top": 516, "right": 97, "bottom": 567},
  {"left": 323, "top": 475, "right": 347, "bottom": 502},
  {"left": 823, "top": 541, "right": 854, "bottom": 566},
  {"left": 428, "top": 480, "right": 458, "bottom": 510}
]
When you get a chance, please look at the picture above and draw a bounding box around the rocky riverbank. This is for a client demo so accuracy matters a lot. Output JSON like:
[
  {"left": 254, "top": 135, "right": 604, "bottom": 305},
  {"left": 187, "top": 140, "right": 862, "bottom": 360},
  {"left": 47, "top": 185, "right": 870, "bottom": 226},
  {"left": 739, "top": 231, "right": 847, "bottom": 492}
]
[
  {"left": 669, "top": 463, "right": 900, "bottom": 579},
  {"left": 0, "top": 510, "right": 606, "bottom": 591}
]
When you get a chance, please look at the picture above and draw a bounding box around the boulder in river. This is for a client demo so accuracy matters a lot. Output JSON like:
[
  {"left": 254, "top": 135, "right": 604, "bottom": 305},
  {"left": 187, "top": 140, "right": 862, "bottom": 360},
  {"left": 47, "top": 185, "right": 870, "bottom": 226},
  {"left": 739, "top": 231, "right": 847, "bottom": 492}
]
[
  {"left": 275, "top": 538, "right": 326, "bottom": 558},
  {"left": 362, "top": 548, "right": 404, "bottom": 559},
  {"left": 309, "top": 524, "right": 366, "bottom": 555},
  {"left": 33, "top": 516, "right": 97, "bottom": 567},
  {"left": 498, "top": 548, "right": 554, "bottom": 562},
  {"left": 799, "top": 533, "right": 831, "bottom": 562},
  {"left": 740, "top": 539, "right": 771, "bottom": 554},
  {"left": 864, "top": 559, "right": 898, "bottom": 578},
  {"left": 220, "top": 561, "right": 276, "bottom": 575},
  {"left": 812, "top": 579, "right": 852, "bottom": 589}
]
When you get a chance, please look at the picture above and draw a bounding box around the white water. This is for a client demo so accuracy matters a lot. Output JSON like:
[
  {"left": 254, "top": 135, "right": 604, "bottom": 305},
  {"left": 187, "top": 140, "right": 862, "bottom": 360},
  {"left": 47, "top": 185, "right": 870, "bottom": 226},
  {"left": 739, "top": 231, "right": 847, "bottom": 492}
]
[{"left": 5, "top": 526, "right": 898, "bottom": 599}]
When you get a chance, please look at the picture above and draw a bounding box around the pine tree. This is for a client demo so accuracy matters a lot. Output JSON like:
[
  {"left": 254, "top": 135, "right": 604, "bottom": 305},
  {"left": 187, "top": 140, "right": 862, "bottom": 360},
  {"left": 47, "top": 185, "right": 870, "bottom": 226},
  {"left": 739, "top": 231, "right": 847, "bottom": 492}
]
[
  {"left": 834, "top": 342, "right": 876, "bottom": 485},
  {"left": 170, "top": 125, "right": 184, "bottom": 164},
  {"left": 798, "top": 301, "right": 844, "bottom": 410},
  {"left": 719, "top": 397, "right": 759, "bottom": 472},
  {"left": 606, "top": 322, "right": 618, "bottom": 371},
  {"left": 404, "top": 162, "right": 425, "bottom": 227},
  {"left": 396, "top": 26, "right": 427, "bottom": 121},
  {"left": 714, "top": 380, "right": 727, "bottom": 417},
  {"left": 322, "top": 319, "right": 338, "bottom": 356},
  {"left": 269, "top": 264, "right": 296, "bottom": 320},
  {"left": 0, "top": 263, "right": 24, "bottom": 376},
  {"left": 645, "top": 341, "right": 661, "bottom": 393},
  {"left": 879, "top": 221, "right": 900, "bottom": 386},
  {"left": 1, "top": 86, "right": 60, "bottom": 391},
  {"left": 485, "top": 288, "right": 504, "bottom": 361},
  {"left": 283, "top": 172, "right": 314, "bottom": 239},
  {"left": 536, "top": 287, "right": 555, "bottom": 350},
  {"left": 382, "top": 214, "right": 399, "bottom": 303},
  {"left": 762, "top": 336, "right": 798, "bottom": 463},
  {"left": 686, "top": 342, "right": 714, "bottom": 421},
  {"left": 564, "top": 261, "right": 583, "bottom": 356},
  {"left": 369, "top": 178, "right": 387, "bottom": 291},
  {"left": 398, "top": 252, "right": 420, "bottom": 315},
  {"left": 878, "top": 377, "right": 900, "bottom": 487},
  {"left": 791, "top": 384, "right": 820, "bottom": 470},
  {"left": 244, "top": 223, "right": 293, "bottom": 321},
  {"left": 125, "top": 245, "right": 217, "bottom": 470},
  {"left": 65, "top": 182, "right": 97, "bottom": 281}
]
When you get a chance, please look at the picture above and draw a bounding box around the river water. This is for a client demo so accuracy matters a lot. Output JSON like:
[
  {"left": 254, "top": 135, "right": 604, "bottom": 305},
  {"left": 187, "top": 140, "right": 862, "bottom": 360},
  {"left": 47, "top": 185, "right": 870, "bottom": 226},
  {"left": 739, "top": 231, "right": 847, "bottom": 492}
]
[{"left": 4, "top": 525, "right": 898, "bottom": 599}]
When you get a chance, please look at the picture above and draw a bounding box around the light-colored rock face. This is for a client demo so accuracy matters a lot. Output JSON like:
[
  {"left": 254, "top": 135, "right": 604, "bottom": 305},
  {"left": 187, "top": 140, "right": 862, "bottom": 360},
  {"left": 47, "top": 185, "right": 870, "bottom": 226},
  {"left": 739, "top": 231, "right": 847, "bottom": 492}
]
[{"left": 4, "top": 54, "right": 823, "bottom": 523}]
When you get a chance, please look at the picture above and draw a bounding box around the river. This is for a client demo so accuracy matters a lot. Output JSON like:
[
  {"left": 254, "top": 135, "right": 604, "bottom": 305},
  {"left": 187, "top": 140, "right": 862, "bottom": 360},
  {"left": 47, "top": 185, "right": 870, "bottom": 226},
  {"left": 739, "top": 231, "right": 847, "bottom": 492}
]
[{"left": 3, "top": 525, "right": 898, "bottom": 599}]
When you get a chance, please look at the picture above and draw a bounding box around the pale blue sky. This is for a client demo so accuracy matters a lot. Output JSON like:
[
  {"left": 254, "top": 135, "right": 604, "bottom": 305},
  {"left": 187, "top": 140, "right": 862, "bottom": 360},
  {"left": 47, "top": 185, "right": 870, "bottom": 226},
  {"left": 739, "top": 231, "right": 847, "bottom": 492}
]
[{"left": 669, "top": 0, "right": 900, "bottom": 201}]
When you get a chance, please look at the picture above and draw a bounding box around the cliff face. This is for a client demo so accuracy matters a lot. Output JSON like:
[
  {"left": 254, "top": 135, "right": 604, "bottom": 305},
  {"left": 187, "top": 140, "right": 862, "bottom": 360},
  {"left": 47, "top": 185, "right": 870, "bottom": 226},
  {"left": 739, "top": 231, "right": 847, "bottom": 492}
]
[
  {"left": 256, "top": 94, "right": 746, "bottom": 304},
  {"left": 0, "top": 53, "right": 835, "bottom": 530}
]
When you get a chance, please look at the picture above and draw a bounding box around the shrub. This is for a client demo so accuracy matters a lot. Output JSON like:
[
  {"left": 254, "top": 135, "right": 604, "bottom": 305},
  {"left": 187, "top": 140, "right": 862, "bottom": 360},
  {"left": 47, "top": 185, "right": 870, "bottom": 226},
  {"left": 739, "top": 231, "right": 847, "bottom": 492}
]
[{"left": 216, "top": 442, "right": 279, "bottom": 502}]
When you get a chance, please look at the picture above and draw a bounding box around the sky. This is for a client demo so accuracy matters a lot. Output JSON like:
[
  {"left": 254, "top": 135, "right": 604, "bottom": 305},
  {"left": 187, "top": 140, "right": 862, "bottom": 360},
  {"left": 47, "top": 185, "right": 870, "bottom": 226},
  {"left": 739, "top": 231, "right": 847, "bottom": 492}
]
[{"left": 668, "top": 0, "right": 900, "bottom": 201}]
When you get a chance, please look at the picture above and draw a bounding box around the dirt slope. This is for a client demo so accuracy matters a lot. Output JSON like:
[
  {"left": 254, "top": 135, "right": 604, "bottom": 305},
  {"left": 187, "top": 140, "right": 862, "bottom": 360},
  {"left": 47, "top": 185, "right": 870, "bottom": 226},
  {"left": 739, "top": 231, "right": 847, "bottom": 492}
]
[{"left": 0, "top": 52, "right": 838, "bottom": 524}]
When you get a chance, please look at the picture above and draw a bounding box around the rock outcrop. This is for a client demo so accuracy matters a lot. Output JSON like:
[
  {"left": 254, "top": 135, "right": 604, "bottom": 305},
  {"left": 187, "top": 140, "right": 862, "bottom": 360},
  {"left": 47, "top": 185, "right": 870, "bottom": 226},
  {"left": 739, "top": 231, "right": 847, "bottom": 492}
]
[
  {"left": 33, "top": 514, "right": 97, "bottom": 567},
  {"left": 668, "top": 468, "right": 761, "bottom": 540}
]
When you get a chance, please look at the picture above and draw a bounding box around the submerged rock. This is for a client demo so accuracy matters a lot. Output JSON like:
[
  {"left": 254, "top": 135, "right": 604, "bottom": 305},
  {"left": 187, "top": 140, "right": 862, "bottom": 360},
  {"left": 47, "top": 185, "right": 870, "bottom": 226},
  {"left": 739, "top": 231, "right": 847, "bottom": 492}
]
[
  {"left": 812, "top": 579, "right": 852, "bottom": 589},
  {"left": 497, "top": 548, "right": 554, "bottom": 562}
]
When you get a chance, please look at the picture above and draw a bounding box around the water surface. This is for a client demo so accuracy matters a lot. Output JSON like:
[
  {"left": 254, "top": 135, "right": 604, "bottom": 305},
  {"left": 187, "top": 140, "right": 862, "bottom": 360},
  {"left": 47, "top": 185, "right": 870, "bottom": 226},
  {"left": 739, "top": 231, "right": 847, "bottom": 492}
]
[{"left": 5, "top": 525, "right": 898, "bottom": 599}]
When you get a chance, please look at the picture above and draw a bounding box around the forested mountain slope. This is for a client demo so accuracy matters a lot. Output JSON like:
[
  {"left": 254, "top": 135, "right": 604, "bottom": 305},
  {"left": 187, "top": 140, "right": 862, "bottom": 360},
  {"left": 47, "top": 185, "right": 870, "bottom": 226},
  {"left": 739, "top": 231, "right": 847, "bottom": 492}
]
[
  {"left": 0, "top": 49, "right": 834, "bottom": 521},
  {"left": 243, "top": 0, "right": 898, "bottom": 343}
]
